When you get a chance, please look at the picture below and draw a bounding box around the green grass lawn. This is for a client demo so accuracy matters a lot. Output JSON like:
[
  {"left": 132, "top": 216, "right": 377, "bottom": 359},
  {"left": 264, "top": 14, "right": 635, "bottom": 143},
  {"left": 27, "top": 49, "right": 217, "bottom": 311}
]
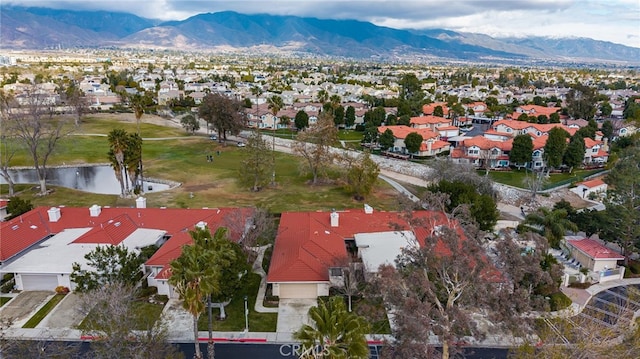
[
  {"left": 3, "top": 117, "right": 399, "bottom": 212},
  {"left": 22, "top": 294, "right": 66, "bottom": 328},
  {"left": 337, "top": 130, "right": 364, "bottom": 141},
  {"left": 0, "top": 297, "right": 12, "bottom": 307},
  {"left": 198, "top": 273, "right": 277, "bottom": 332},
  {"left": 485, "top": 168, "right": 606, "bottom": 189}
]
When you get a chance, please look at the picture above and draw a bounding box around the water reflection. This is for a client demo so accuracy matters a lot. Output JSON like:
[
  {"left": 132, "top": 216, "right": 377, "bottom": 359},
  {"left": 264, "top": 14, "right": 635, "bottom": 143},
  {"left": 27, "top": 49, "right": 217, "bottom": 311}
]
[{"left": 1, "top": 165, "right": 171, "bottom": 195}]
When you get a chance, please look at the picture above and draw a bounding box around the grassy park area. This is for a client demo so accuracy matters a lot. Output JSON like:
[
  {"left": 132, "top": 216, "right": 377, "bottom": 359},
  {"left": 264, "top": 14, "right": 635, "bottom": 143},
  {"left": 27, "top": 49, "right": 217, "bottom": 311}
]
[{"left": 3, "top": 115, "right": 398, "bottom": 213}]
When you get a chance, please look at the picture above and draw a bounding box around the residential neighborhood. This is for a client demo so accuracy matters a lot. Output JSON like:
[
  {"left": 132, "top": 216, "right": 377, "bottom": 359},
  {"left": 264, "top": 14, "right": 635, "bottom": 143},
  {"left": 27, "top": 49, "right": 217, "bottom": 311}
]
[{"left": 1, "top": 46, "right": 639, "bottom": 359}]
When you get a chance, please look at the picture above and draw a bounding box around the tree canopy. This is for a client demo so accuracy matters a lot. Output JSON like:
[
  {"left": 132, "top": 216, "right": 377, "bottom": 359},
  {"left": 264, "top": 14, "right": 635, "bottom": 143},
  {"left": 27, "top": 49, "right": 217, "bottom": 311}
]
[
  {"left": 427, "top": 180, "right": 498, "bottom": 231},
  {"left": 543, "top": 127, "right": 569, "bottom": 171},
  {"left": 295, "top": 110, "right": 309, "bottom": 130},
  {"left": 71, "top": 245, "right": 146, "bottom": 292},
  {"left": 404, "top": 132, "right": 423, "bottom": 156},
  {"left": 509, "top": 134, "right": 534, "bottom": 167},
  {"left": 198, "top": 93, "right": 246, "bottom": 141}
]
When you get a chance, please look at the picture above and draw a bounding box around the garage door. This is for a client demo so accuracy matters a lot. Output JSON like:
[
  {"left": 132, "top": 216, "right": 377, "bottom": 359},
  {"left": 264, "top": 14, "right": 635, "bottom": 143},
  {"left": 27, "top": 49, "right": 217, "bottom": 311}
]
[
  {"left": 21, "top": 274, "right": 57, "bottom": 291},
  {"left": 278, "top": 283, "right": 318, "bottom": 299}
]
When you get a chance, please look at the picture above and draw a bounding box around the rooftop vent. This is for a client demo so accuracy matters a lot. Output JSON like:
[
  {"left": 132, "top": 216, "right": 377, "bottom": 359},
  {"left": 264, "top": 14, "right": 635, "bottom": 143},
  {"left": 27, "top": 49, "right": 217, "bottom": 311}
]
[
  {"left": 364, "top": 204, "right": 373, "bottom": 214},
  {"left": 195, "top": 221, "right": 207, "bottom": 230}
]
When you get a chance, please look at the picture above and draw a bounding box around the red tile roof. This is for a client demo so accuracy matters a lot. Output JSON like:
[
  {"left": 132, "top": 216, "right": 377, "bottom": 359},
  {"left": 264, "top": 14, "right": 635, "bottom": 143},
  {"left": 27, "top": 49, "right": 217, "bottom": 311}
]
[
  {"left": 0, "top": 200, "right": 8, "bottom": 208},
  {"left": 422, "top": 102, "right": 449, "bottom": 116},
  {"left": 410, "top": 115, "right": 450, "bottom": 126},
  {"left": 378, "top": 125, "right": 438, "bottom": 140},
  {"left": 267, "top": 209, "right": 449, "bottom": 283},
  {"left": 0, "top": 206, "right": 252, "bottom": 265},
  {"left": 584, "top": 138, "right": 602, "bottom": 149},
  {"left": 568, "top": 238, "right": 624, "bottom": 260},
  {"left": 463, "top": 136, "right": 513, "bottom": 151},
  {"left": 578, "top": 178, "right": 606, "bottom": 189},
  {"left": 0, "top": 209, "right": 51, "bottom": 262}
]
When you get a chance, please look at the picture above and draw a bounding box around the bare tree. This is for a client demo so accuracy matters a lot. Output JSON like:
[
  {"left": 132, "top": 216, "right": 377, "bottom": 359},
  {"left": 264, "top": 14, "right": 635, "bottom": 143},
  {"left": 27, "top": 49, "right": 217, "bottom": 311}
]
[
  {"left": 78, "top": 283, "right": 182, "bottom": 359},
  {"left": 330, "top": 256, "right": 363, "bottom": 312},
  {"left": 3, "top": 86, "right": 74, "bottom": 195},
  {"left": 223, "top": 207, "right": 276, "bottom": 255},
  {"left": 291, "top": 111, "right": 338, "bottom": 185},
  {"left": 0, "top": 90, "right": 19, "bottom": 196},
  {"left": 65, "top": 81, "right": 89, "bottom": 126},
  {"left": 523, "top": 169, "right": 547, "bottom": 200},
  {"left": 511, "top": 289, "right": 640, "bottom": 359}
]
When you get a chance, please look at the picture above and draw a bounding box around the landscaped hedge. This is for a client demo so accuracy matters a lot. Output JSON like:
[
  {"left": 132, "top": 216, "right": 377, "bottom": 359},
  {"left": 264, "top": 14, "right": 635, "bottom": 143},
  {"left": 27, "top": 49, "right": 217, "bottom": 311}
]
[{"left": 549, "top": 291, "right": 572, "bottom": 311}]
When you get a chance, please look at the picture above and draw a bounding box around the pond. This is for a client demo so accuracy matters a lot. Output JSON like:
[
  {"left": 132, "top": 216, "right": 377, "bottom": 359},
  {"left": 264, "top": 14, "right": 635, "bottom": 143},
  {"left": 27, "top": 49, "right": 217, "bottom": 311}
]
[{"left": 1, "top": 165, "right": 173, "bottom": 195}]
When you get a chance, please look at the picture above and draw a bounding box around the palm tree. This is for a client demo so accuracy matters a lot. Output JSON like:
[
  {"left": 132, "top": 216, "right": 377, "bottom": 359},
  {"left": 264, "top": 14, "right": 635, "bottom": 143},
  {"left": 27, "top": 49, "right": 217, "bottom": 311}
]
[
  {"left": 107, "top": 129, "right": 129, "bottom": 196},
  {"left": 317, "top": 89, "right": 329, "bottom": 105},
  {"left": 522, "top": 207, "right": 578, "bottom": 248},
  {"left": 169, "top": 227, "right": 236, "bottom": 359},
  {"left": 129, "top": 93, "right": 146, "bottom": 192},
  {"left": 294, "top": 297, "right": 370, "bottom": 359},
  {"left": 267, "top": 95, "right": 284, "bottom": 185},
  {"left": 250, "top": 86, "right": 263, "bottom": 130}
]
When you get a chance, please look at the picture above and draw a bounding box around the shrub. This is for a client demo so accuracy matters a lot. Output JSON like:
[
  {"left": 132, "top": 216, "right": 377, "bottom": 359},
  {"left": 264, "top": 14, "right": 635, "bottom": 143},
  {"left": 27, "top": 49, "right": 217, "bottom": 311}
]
[
  {"left": 55, "top": 286, "right": 70, "bottom": 294},
  {"left": 568, "top": 281, "right": 592, "bottom": 289},
  {"left": 549, "top": 291, "right": 572, "bottom": 311}
]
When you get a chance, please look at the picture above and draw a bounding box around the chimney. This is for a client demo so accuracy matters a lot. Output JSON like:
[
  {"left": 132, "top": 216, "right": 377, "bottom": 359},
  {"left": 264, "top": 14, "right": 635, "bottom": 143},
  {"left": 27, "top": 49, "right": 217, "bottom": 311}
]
[
  {"left": 364, "top": 204, "right": 373, "bottom": 214},
  {"left": 330, "top": 210, "right": 339, "bottom": 227},
  {"left": 89, "top": 204, "right": 101, "bottom": 217},
  {"left": 47, "top": 207, "right": 61, "bottom": 222},
  {"left": 136, "top": 196, "right": 146, "bottom": 209}
]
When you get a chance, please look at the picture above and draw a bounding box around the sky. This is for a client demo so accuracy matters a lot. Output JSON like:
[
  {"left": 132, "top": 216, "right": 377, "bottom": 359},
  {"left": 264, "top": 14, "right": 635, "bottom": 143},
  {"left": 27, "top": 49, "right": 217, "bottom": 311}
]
[{"left": 6, "top": 0, "right": 640, "bottom": 48}]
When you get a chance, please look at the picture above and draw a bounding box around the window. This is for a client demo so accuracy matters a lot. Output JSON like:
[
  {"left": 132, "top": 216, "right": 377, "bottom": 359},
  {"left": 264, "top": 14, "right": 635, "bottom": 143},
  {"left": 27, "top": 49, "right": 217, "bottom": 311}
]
[
  {"left": 469, "top": 149, "right": 479, "bottom": 155},
  {"left": 592, "top": 148, "right": 598, "bottom": 153},
  {"left": 491, "top": 148, "right": 500, "bottom": 155},
  {"left": 329, "top": 267, "right": 343, "bottom": 277},
  {"left": 506, "top": 128, "right": 512, "bottom": 133}
]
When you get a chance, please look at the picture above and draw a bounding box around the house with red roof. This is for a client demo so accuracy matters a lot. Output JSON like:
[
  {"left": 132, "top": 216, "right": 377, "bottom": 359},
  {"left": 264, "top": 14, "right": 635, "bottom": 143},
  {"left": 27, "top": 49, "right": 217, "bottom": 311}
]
[
  {"left": 410, "top": 115, "right": 459, "bottom": 138},
  {"left": 450, "top": 136, "right": 513, "bottom": 169},
  {"left": 0, "top": 203, "right": 252, "bottom": 293},
  {"left": 563, "top": 236, "right": 624, "bottom": 282},
  {"left": 377, "top": 125, "right": 450, "bottom": 157},
  {"left": 462, "top": 102, "right": 488, "bottom": 116},
  {"left": 570, "top": 178, "right": 608, "bottom": 199},
  {"left": 267, "top": 207, "right": 453, "bottom": 299},
  {"left": 509, "top": 105, "right": 561, "bottom": 120},
  {"left": 422, "top": 102, "right": 449, "bottom": 117}
]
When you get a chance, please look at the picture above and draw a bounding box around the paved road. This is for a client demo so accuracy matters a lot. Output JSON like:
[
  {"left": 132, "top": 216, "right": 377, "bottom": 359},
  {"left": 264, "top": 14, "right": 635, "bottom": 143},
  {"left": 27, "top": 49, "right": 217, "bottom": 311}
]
[{"left": 4, "top": 341, "right": 509, "bottom": 359}]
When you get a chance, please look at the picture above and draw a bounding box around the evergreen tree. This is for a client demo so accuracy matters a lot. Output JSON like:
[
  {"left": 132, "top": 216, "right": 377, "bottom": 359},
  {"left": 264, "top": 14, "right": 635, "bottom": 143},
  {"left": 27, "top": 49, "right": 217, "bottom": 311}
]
[{"left": 543, "top": 127, "right": 569, "bottom": 171}]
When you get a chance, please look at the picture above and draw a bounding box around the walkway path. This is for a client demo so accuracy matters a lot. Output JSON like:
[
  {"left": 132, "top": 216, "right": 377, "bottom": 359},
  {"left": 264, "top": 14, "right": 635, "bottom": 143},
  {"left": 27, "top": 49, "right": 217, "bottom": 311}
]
[{"left": 251, "top": 245, "right": 278, "bottom": 314}]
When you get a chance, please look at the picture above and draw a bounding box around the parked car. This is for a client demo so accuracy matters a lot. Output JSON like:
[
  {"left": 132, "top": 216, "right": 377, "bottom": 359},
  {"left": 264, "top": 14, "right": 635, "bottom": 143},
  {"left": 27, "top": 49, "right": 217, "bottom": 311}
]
[
  {"left": 237, "top": 141, "right": 246, "bottom": 147},
  {"left": 209, "top": 134, "right": 218, "bottom": 140}
]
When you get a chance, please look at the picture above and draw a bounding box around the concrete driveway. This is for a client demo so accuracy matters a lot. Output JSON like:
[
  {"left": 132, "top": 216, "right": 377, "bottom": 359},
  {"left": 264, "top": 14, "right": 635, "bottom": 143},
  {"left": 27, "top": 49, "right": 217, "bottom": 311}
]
[
  {"left": 0, "top": 291, "right": 52, "bottom": 326},
  {"left": 276, "top": 299, "right": 316, "bottom": 333},
  {"left": 39, "top": 292, "right": 86, "bottom": 328}
]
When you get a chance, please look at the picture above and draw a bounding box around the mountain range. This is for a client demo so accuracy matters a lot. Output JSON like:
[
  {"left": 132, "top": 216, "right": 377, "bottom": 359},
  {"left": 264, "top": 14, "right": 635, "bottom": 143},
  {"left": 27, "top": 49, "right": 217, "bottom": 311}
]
[{"left": 2, "top": 6, "right": 639, "bottom": 64}]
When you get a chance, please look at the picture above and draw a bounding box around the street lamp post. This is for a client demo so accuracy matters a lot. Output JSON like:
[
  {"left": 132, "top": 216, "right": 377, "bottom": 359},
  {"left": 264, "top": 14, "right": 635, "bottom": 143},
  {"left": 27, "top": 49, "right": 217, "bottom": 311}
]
[{"left": 244, "top": 295, "right": 249, "bottom": 333}]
